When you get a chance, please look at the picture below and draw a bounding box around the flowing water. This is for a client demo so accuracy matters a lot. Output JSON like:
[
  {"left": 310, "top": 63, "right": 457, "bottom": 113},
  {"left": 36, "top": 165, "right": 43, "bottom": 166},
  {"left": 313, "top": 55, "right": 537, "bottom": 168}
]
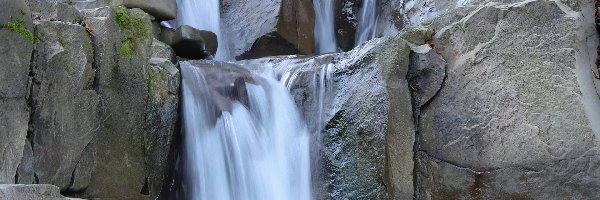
[
  {"left": 355, "top": 0, "right": 377, "bottom": 46},
  {"left": 171, "top": 0, "right": 232, "bottom": 60},
  {"left": 313, "top": 0, "right": 338, "bottom": 54},
  {"left": 180, "top": 61, "right": 312, "bottom": 200}
]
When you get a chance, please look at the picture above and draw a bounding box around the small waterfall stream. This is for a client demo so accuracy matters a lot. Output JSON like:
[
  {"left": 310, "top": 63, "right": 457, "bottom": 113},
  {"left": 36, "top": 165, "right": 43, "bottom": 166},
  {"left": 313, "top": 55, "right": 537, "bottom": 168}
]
[
  {"left": 355, "top": 0, "right": 377, "bottom": 46},
  {"left": 180, "top": 61, "right": 312, "bottom": 200},
  {"left": 313, "top": 0, "right": 338, "bottom": 54}
]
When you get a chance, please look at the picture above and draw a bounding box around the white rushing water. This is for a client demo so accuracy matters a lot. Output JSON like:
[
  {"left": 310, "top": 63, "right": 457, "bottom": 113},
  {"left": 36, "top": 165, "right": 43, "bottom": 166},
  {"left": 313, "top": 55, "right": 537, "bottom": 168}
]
[
  {"left": 171, "top": 0, "right": 232, "bottom": 60},
  {"left": 355, "top": 0, "right": 377, "bottom": 46},
  {"left": 180, "top": 61, "right": 312, "bottom": 200},
  {"left": 314, "top": 0, "right": 338, "bottom": 54}
]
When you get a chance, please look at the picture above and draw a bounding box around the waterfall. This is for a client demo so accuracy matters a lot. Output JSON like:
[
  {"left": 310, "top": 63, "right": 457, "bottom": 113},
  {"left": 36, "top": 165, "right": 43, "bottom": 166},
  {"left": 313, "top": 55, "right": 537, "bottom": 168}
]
[
  {"left": 355, "top": 0, "right": 377, "bottom": 46},
  {"left": 171, "top": 0, "right": 232, "bottom": 60},
  {"left": 313, "top": 0, "right": 338, "bottom": 54},
  {"left": 180, "top": 61, "right": 312, "bottom": 200}
]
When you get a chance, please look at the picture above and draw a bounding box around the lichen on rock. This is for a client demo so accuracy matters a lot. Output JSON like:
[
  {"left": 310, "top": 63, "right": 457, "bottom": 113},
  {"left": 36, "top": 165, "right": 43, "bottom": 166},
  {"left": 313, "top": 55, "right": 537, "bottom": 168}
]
[{"left": 115, "top": 6, "right": 150, "bottom": 58}]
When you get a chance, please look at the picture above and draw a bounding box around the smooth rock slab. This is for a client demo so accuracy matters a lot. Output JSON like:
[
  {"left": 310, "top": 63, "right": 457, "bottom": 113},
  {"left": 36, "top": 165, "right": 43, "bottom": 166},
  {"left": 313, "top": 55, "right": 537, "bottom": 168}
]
[{"left": 417, "top": 0, "right": 600, "bottom": 199}]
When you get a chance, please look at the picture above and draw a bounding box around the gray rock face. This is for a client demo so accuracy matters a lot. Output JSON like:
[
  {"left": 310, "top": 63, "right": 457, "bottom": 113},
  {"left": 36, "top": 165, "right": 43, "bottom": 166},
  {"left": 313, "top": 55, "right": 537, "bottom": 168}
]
[
  {"left": 25, "top": 20, "right": 99, "bottom": 191},
  {"left": 160, "top": 25, "right": 217, "bottom": 59},
  {"left": 415, "top": 0, "right": 600, "bottom": 199},
  {"left": 0, "top": 184, "right": 73, "bottom": 200},
  {"left": 0, "top": 0, "right": 33, "bottom": 184}
]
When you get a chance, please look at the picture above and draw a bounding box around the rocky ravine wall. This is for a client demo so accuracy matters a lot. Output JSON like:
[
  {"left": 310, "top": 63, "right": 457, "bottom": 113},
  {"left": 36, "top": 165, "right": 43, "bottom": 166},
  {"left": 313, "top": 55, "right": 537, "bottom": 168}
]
[
  {"left": 0, "top": 0, "right": 179, "bottom": 199},
  {"left": 242, "top": 0, "right": 600, "bottom": 199}
]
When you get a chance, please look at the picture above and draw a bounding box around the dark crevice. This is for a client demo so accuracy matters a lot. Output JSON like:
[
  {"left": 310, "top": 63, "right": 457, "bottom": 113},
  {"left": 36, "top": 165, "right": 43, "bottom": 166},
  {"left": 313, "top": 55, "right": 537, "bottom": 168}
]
[
  {"left": 140, "top": 177, "right": 149, "bottom": 195},
  {"left": 89, "top": 33, "right": 101, "bottom": 92},
  {"left": 14, "top": 164, "right": 20, "bottom": 184},
  {"left": 61, "top": 138, "right": 94, "bottom": 196},
  {"left": 406, "top": 48, "right": 448, "bottom": 199},
  {"left": 33, "top": 173, "right": 39, "bottom": 184}
]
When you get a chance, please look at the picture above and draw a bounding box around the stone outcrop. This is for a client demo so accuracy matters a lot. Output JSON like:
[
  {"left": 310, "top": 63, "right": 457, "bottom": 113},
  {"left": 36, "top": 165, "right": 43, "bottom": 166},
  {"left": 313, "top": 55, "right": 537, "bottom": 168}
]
[
  {"left": 160, "top": 25, "right": 217, "bottom": 59},
  {"left": 0, "top": 0, "right": 34, "bottom": 184},
  {"left": 414, "top": 0, "right": 600, "bottom": 199},
  {"left": 221, "top": 0, "right": 315, "bottom": 59}
]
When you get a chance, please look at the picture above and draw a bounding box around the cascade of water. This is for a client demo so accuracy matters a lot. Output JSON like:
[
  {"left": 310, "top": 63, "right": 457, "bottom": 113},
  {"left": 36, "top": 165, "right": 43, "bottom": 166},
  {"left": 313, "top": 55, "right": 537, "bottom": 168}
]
[
  {"left": 313, "top": 0, "right": 338, "bottom": 54},
  {"left": 355, "top": 0, "right": 377, "bottom": 46},
  {"left": 180, "top": 61, "right": 312, "bottom": 200},
  {"left": 171, "top": 0, "right": 231, "bottom": 60}
]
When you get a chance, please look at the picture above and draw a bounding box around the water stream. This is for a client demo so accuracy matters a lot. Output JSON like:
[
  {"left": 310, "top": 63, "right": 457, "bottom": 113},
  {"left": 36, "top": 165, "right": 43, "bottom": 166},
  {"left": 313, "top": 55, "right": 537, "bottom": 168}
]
[
  {"left": 180, "top": 61, "right": 312, "bottom": 200},
  {"left": 355, "top": 0, "right": 377, "bottom": 46},
  {"left": 313, "top": 0, "right": 338, "bottom": 54}
]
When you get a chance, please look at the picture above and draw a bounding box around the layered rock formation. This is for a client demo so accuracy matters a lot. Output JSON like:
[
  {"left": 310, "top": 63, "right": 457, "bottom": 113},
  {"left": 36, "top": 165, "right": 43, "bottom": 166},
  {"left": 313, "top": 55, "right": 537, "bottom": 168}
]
[{"left": 0, "top": 1, "right": 180, "bottom": 199}]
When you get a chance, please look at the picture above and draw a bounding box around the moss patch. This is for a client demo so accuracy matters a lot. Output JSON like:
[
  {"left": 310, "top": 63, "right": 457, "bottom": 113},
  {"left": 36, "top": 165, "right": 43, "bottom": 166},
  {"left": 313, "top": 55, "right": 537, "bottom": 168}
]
[
  {"left": 1, "top": 17, "right": 35, "bottom": 43},
  {"left": 115, "top": 6, "right": 149, "bottom": 58}
]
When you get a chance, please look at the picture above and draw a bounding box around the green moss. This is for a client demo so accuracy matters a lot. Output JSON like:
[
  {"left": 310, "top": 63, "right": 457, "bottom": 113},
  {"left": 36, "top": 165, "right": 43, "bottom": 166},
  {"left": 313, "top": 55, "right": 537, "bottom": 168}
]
[
  {"left": 1, "top": 17, "right": 35, "bottom": 43},
  {"left": 115, "top": 6, "right": 149, "bottom": 58}
]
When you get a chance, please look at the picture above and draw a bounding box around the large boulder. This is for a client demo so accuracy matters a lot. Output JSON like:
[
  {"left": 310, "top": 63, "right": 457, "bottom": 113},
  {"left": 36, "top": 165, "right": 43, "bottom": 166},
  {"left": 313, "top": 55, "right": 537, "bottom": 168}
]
[
  {"left": 0, "top": 0, "right": 33, "bottom": 184},
  {"left": 415, "top": 0, "right": 600, "bottom": 199}
]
